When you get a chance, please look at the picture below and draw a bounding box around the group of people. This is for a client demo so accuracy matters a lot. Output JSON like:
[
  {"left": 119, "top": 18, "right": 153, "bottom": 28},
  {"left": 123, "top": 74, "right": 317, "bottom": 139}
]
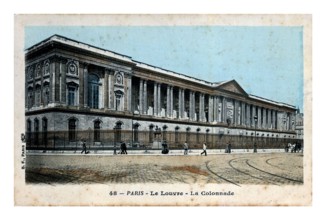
[
  {"left": 285, "top": 142, "right": 303, "bottom": 153},
  {"left": 183, "top": 141, "right": 208, "bottom": 156}
]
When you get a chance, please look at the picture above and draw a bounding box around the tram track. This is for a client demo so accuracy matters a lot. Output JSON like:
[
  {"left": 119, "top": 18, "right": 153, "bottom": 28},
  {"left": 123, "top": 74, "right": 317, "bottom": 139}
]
[
  {"left": 205, "top": 154, "right": 303, "bottom": 185},
  {"left": 205, "top": 160, "right": 241, "bottom": 187},
  {"left": 245, "top": 159, "right": 303, "bottom": 184},
  {"left": 228, "top": 158, "right": 279, "bottom": 185}
]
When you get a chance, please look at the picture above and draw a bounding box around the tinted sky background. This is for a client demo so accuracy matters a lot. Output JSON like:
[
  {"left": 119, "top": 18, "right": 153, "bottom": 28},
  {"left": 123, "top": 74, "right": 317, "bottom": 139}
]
[{"left": 25, "top": 26, "right": 304, "bottom": 111}]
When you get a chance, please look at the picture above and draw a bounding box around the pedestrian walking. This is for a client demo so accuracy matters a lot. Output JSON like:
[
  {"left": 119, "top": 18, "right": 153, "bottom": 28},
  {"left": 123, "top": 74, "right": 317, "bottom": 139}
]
[
  {"left": 81, "top": 140, "right": 88, "bottom": 154},
  {"left": 120, "top": 142, "right": 128, "bottom": 154},
  {"left": 201, "top": 142, "right": 207, "bottom": 156},
  {"left": 225, "top": 142, "right": 231, "bottom": 154},
  {"left": 183, "top": 141, "right": 189, "bottom": 155}
]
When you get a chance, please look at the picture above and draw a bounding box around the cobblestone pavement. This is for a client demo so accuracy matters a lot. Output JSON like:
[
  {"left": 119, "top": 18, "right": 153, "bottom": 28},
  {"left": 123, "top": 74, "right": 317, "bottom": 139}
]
[{"left": 25, "top": 153, "right": 303, "bottom": 186}]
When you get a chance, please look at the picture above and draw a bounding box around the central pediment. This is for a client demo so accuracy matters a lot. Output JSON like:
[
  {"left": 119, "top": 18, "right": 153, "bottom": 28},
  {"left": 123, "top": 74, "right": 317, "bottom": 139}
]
[{"left": 216, "top": 80, "right": 248, "bottom": 96}]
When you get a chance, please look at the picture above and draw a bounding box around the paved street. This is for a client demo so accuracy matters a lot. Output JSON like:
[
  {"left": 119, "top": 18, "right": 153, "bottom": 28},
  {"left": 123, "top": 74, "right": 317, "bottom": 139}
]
[{"left": 25, "top": 152, "right": 303, "bottom": 186}]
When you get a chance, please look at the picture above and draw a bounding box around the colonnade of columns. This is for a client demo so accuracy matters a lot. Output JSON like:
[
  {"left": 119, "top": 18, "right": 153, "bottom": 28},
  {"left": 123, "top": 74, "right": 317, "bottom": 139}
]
[{"left": 135, "top": 77, "right": 294, "bottom": 131}]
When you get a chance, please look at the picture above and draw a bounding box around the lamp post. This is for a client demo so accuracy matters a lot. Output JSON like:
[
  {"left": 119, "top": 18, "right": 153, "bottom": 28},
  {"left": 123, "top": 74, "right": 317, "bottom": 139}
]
[{"left": 254, "top": 115, "right": 258, "bottom": 153}]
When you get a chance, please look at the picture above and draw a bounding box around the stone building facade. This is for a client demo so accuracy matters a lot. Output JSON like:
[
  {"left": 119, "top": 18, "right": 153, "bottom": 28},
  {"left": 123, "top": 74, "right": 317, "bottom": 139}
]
[
  {"left": 25, "top": 35, "right": 298, "bottom": 149},
  {"left": 295, "top": 113, "right": 304, "bottom": 140}
]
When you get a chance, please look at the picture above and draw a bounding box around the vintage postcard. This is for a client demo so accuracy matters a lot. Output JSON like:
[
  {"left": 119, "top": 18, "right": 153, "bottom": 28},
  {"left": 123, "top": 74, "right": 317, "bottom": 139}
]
[{"left": 14, "top": 14, "right": 312, "bottom": 206}]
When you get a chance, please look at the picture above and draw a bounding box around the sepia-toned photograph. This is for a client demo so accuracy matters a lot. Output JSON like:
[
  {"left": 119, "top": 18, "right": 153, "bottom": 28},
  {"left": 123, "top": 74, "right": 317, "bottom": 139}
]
[{"left": 14, "top": 14, "right": 312, "bottom": 206}]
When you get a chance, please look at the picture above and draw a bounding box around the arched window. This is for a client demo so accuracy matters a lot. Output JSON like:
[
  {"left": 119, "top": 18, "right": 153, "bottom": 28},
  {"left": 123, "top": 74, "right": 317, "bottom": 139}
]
[
  {"left": 149, "top": 124, "right": 154, "bottom": 143},
  {"left": 175, "top": 126, "right": 180, "bottom": 144},
  {"left": 42, "top": 118, "right": 48, "bottom": 146},
  {"left": 94, "top": 120, "right": 101, "bottom": 142},
  {"left": 68, "top": 118, "right": 77, "bottom": 141},
  {"left": 88, "top": 74, "right": 99, "bottom": 109},
  {"left": 34, "top": 118, "right": 39, "bottom": 145}
]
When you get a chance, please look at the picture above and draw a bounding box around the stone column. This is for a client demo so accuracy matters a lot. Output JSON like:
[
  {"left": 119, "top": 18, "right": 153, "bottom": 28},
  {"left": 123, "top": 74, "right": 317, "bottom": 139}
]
[
  {"left": 143, "top": 80, "right": 147, "bottom": 114},
  {"left": 202, "top": 94, "right": 206, "bottom": 122},
  {"left": 126, "top": 75, "right": 132, "bottom": 112},
  {"left": 241, "top": 102, "right": 245, "bottom": 126},
  {"left": 233, "top": 100, "right": 238, "bottom": 125},
  {"left": 60, "top": 62, "right": 66, "bottom": 104},
  {"left": 157, "top": 83, "right": 161, "bottom": 116},
  {"left": 291, "top": 113, "right": 295, "bottom": 131},
  {"left": 213, "top": 96, "right": 217, "bottom": 122},
  {"left": 167, "top": 85, "right": 171, "bottom": 117},
  {"left": 153, "top": 82, "right": 157, "bottom": 116},
  {"left": 104, "top": 69, "right": 109, "bottom": 109},
  {"left": 178, "top": 88, "right": 182, "bottom": 119},
  {"left": 189, "top": 91, "right": 192, "bottom": 120},
  {"left": 79, "top": 63, "right": 84, "bottom": 107},
  {"left": 262, "top": 108, "right": 267, "bottom": 129},
  {"left": 49, "top": 62, "right": 54, "bottom": 104},
  {"left": 192, "top": 92, "right": 195, "bottom": 121},
  {"left": 83, "top": 64, "right": 88, "bottom": 107},
  {"left": 216, "top": 96, "right": 220, "bottom": 122},
  {"left": 54, "top": 60, "right": 60, "bottom": 103},
  {"left": 108, "top": 70, "right": 113, "bottom": 109},
  {"left": 274, "top": 110, "right": 278, "bottom": 130},
  {"left": 40, "top": 65, "right": 44, "bottom": 106},
  {"left": 267, "top": 109, "right": 271, "bottom": 129},
  {"left": 199, "top": 93, "right": 204, "bottom": 121},
  {"left": 257, "top": 106, "right": 262, "bottom": 129},
  {"left": 222, "top": 97, "right": 227, "bottom": 123},
  {"left": 208, "top": 95, "right": 214, "bottom": 123},
  {"left": 182, "top": 89, "right": 184, "bottom": 119},
  {"left": 139, "top": 79, "right": 143, "bottom": 114},
  {"left": 251, "top": 105, "right": 256, "bottom": 128},
  {"left": 170, "top": 86, "right": 174, "bottom": 118},
  {"left": 270, "top": 110, "right": 274, "bottom": 129},
  {"left": 246, "top": 104, "right": 250, "bottom": 127}
]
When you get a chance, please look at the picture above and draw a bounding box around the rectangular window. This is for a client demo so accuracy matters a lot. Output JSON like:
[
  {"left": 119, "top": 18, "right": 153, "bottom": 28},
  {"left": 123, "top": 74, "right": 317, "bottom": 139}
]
[
  {"left": 68, "top": 87, "right": 75, "bottom": 106},
  {"left": 88, "top": 84, "right": 99, "bottom": 109},
  {"left": 35, "top": 90, "right": 41, "bottom": 107},
  {"left": 116, "top": 96, "right": 121, "bottom": 111}
]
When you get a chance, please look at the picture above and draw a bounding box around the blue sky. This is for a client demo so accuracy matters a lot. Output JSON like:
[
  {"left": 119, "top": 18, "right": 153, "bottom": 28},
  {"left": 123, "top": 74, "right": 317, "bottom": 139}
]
[{"left": 25, "top": 26, "right": 304, "bottom": 111}]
